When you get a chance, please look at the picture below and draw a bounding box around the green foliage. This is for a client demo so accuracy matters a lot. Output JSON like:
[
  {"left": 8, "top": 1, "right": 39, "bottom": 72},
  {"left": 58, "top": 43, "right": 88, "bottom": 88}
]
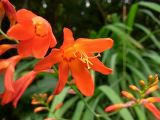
[{"left": 1, "top": 0, "right": 160, "bottom": 120}]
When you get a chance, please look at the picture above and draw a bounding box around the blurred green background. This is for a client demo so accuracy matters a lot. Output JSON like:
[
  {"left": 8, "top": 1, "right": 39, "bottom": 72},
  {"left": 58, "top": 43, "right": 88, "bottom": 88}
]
[{"left": 0, "top": 0, "right": 160, "bottom": 120}]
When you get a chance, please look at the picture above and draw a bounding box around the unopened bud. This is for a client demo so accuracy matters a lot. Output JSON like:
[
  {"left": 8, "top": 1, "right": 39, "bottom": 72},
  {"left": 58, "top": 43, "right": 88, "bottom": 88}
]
[
  {"left": 129, "top": 85, "right": 140, "bottom": 92},
  {"left": 44, "top": 118, "right": 56, "bottom": 120},
  {"left": 39, "top": 93, "right": 47, "bottom": 99},
  {"left": 68, "top": 89, "right": 76, "bottom": 94},
  {"left": 53, "top": 103, "right": 63, "bottom": 112},
  {"left": 121, "top": 91, "right": 136, "bottom": 100},
  {"left": 31, "top": 100, "right": 42, "bottom": 105},
  {"left": 139, "top": 80, "right": 145, "bottom": 87},
  {"left": 34, "top": 107, "right": 48, "bottom": 113},
  {"left": 47, "top": 95, "right": 54, "bottom": 103},
  {"left": 148, "top": 74, "right": 154, "bottom": 83},
  {"left": 105, "top": 104, "right": 124, "bottom": 112},
  {"left": 145, "top": 85, "right": 159, "bottom": 96}
]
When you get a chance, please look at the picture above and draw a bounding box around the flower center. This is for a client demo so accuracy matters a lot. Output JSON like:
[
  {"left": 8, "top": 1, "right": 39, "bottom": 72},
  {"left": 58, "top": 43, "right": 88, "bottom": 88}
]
[
  {"left": 74, "top": 50, "right": 101, "bottom": 69},
  {"left": 32, "top": 17, "right": 48, "bottom": 37},
  {"left": 62, "top": 46, "right": 101, "bottom": 69}
]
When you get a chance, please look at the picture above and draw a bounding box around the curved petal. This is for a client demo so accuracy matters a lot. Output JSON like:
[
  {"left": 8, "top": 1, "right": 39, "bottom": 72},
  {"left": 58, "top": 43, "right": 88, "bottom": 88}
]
[
  {"left": 34, "top": 49, "right": 61, "bottom": 71},
  {"left": 16, "top": 9, "right": 36, "bottom": 24},
  {"left": 0, "top": 60, "right": 9, "bottom": 70},
  {"left": 4, "top": 65, "right": 15, "bottom": 92},
  {"left": 49, "top": 31, "right": 57, "bottom": 48},
  {"left": 13, "top": 71, "right": 37, "bottom": 107},
  {"left": 1, "top": 0, "right": 16, "bottom": 26},
  {"left": 7, "top": 24, "right": 34, "bottom": 40},
  {"left": 61, "top": 27, "right": 74, "bottom": 49},
  {"left": 0, "top": 90, "right": 14, "bottom": 105},
  {"left": 17, "top": 40, "right": 32, "bottom": 57},
  {"left": 32, "top": 36, "right": 50, "bottom": 58},
  {"left": 76, "top": 38, "right": 113, "bottom": 53},
  {"left": 70, "top": 60, "right": 94, "bottom": 96},
  {"left": 90, "top": 58, "right": 112, "bottom": 75},
  {"left": 144, "top": 103, "right": 160, "bottom": 120},
  {"left": 0, "top": 44, "right": 17, "bottom": 55},
  {"left": 54, "top": 61, "right": 69, "bottom": 95}
]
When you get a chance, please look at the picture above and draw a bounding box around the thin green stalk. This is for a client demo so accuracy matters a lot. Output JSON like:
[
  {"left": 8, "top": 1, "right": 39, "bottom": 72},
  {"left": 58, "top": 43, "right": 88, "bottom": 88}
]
[
  {"left": 0, "top": 28, "right": 12, "bottom": 40},
  {"left": 0, "top": 28, "right": 19, "bottom": 43},
  {"left": 70, "top": 85, "right": 101, "bottom": 120}
]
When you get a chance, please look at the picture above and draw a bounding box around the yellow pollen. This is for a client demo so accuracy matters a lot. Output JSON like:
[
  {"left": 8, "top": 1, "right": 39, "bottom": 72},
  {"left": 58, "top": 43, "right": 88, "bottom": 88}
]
[
  {"left": 74, "top": 50, "right": 101, "bottom": 69},
  {"left": 32, "top": 17, "right": 48, "bottom": 37}
]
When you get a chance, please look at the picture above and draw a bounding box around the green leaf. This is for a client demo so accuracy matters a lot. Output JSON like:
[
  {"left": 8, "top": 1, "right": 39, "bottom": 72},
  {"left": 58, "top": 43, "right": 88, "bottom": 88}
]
[
  {"left": 72, "top": 100, "right": 85, "bottom": 120},
  {"left": 58, "top": 96, "right": 79, "bottom": 117},
  {"left": 135, "top": 23, "right": 160, "bottom": 49},
  {"left": 126, "top": 3, "right": 139, "bottom": 33},
  {"left": 139, "top": 1, "right": 160, "bottom": 12},
  {"left": 48, "top": 87, "right": 70, "bottom": 118},
  {"left": 139, "top": 9, "right": 160, "bottom": 26},
  {"left": 134, "top": 106, "right": 146, "bottom": 120}
]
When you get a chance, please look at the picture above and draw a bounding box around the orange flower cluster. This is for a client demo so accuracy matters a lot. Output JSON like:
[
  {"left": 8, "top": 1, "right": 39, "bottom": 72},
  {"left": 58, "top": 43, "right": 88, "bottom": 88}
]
[
  {"left": 105, "top": 74, "right": 160, "bottom": 120},
  {"left": 0, "top": 1, "right": 113, "bottom": 107}
]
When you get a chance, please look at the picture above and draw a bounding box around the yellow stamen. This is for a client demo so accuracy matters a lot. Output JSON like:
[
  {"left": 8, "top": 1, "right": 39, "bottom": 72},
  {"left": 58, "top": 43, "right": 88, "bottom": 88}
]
[{"left": 74, "top": 50, "right": 100, "bottom": 69}]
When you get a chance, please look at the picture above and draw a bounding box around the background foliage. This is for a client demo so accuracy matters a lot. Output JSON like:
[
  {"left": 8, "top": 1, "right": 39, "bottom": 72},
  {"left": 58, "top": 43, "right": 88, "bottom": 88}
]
[{"left": 0, "top": 0, "right": 160, "bottom": 120}]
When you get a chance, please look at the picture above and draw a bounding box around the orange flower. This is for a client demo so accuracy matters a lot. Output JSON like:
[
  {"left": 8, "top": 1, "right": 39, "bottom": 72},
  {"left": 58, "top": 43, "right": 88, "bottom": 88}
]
[
  {"left": 0, "top": 0, "right": 16, "bottom": 26},
  {"left": 7, "top": 9, "right": 57, "bottom": 58},
  {"left": 0, "top": 71, "right": 38, "bottom": 107},
  {"left": 35, "top": 28, "right": 113, "bottom": 96},
  {"left": 0, "top": 55, "right": 22, "bottom": 92}
]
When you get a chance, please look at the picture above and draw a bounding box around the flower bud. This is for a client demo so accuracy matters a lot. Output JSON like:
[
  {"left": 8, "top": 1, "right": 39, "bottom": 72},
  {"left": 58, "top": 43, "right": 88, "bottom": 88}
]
[
  {"left": 47, "top": 95, "right": 54, "bottom": 103},
  {"left": 145, "top": 85, "right": 159, "bottom": 96},
  {"left": 139, "top": 80, "right": 145, "bottom": 87},
  {"left": 121, "top": 91, "right": 136, "bottom": 100},
  {"left": 148, "top": 74, "right": 154, "bottom": 84},
  {"left": 34, "top": 107, "right": 48, "bottom": 113},
  {"left": 129, "top": 85, "right": 140, "bottom": 92},
  {"left": 105, "top": 104, "right": 124, "bottom": 112},
  {"left": 54, "top": 102, "right": 63, "bottom": 112},
  {"left": 31, "top": 99, "right": 42, "bottom": 105}
]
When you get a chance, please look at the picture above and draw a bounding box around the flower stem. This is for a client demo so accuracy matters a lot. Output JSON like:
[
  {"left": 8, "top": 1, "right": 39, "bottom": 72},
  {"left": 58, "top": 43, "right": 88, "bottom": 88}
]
[
  {"left": 0, "top": 28, "right": 19, "bottom": 43},
  {"left": 70, "top": 85, "right": 101, "bottom": 119}
]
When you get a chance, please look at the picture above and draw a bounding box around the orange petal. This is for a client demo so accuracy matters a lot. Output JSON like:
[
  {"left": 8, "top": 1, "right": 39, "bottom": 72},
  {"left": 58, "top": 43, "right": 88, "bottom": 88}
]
[
  {"left": 17, "top": 40, "right": 32, "bottom": 57},
  {"left": 4, "top": 65, "right": 15, "bottom": 92},
  {"left": 34, "top": 49, "right": 61, "bottom": 71},
  {"left": 90, "top": 58, "right": 112, "bottom": 75},
  {"left": 1, "top": 0, "right": 16, "bottom": 26},
  {"left": 32, "top": 36, "right": 50, "bottom": 58},
  {"left": 70, "top": 60, "right": 94, "bottom": 96},
  {"left": 0, "top": 60, "right": 9, "bottom": 70},
  {"left": 16, "top": 9, "right": 36, "bottom": 24},
  {"left": 144, "top": 103, "right": 160, "bottom": 120},
  {"left": 145, "top": 97, "right": 160, "bottom": 103},
  {"left": 13, "top": 71, "right": 37, "bottom": 108},
  {"left": 49, "top": 31, "right": 57, "bottom": 48},
  {"left": 61, "top": 28, "right": 74, "bottom": 49},
  {"left": 54, "top": 61, "right": 69, "bottom": 95},
  {"left": 0, "top": 44, "right": 16, "bottom": 55},
  {"left": 0, "top": 2, "right": 5, "bottom": 26},
  {"left": 7, "top": 24, "right": 34, "bottom": 40},
  {"left": 0, "top": 90, "right": 14, "bottom": 105},
  {"left": 76, "top": 38, "right": 113, "bottom": 53}
]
